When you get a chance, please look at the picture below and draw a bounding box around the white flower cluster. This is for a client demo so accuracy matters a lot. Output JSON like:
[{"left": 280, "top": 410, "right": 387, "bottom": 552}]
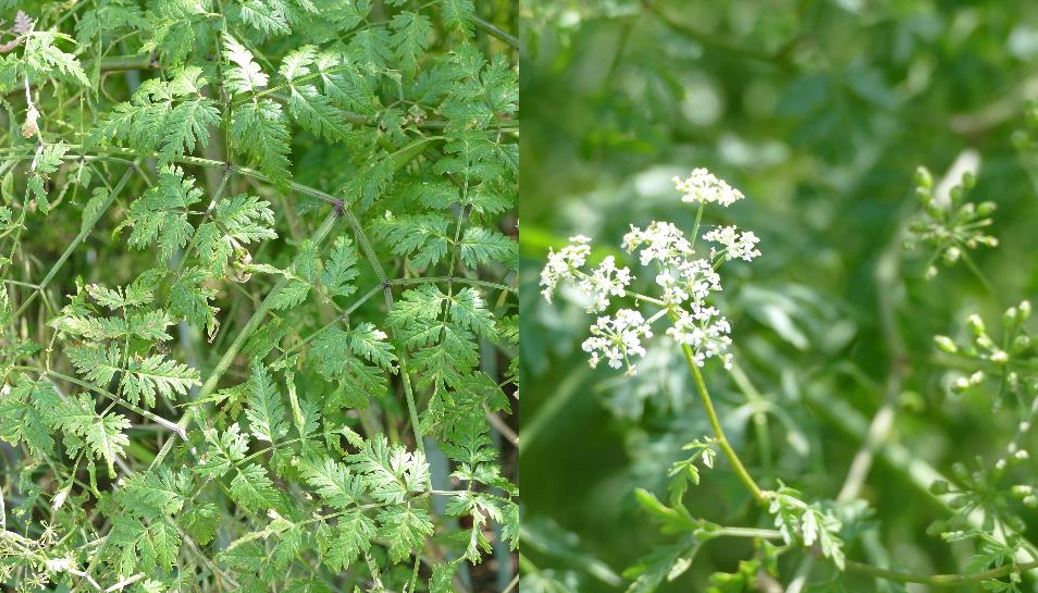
[
  {"left": 577, "top": 256, "right": 632, "bottom": 312},
  {"left": 540, "top": 167, "right": 758, "bottom": 375},
  {"left": 622, "top": 221, "right": 692, "bottom": 266},
  {"left": 703, "top": 225, "right": 761, "bottom": 262},
  {"left": 582, "top": 309, "right": 653, "bottom": 375},
  {"left": 540, "top": 235, "right": 591, "bottom": 302},
  {"left": 667, "top": 304, "right": 733, "bottom": 368},
  {"left": 672, "top": 168, "right": 745, "bottom": 207},
  {"left": 623, "top": 223, "right": 731, "bottom": 367}
]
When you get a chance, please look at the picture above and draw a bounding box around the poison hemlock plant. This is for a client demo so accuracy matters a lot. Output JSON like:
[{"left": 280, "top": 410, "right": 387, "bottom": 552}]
[
  {"left": 0, "top": 2, "right": 517, "bottom": 592},
  {"left": 540, "top": 167, "right": 1038, "bottom": 592}
]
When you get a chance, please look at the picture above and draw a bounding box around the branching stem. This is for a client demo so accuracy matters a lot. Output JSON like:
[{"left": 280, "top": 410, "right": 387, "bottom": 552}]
[{"left": 677, "top": 341, "right": 765, "bottom": 503}]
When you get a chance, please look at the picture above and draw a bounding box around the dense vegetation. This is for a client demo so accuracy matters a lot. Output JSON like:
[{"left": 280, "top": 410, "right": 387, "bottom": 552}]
[
  {"left": 0, "top": 1, "right": 518, "bottom": 592},
  {"left": 522, "top": 1, "right": 1038, "bottom": 592}
]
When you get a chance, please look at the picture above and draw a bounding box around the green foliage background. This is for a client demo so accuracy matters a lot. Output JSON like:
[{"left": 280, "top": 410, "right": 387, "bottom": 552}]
[
  {"left": 0, "top": 1, "right": 517, "bottom": 592},
  {"left": 521, "top": 0, "right": 1038, "bottom": 591}
]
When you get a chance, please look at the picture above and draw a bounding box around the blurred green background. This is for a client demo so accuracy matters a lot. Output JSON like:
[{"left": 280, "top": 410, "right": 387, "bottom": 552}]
[{"left": 519, "top": 0, "right": 1038, "bottom": 591}]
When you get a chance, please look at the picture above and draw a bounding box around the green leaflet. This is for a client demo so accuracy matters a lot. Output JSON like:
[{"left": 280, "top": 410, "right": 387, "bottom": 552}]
[
  {"left": 47, "top": 394, "right": 131, "bottom": 477},
  {"left": 230, "top": 463, "right": 281, "bottom": 513},
  {"left": 121, "top": 164, "right": 204, "bottom": 261},
  {"left": 2, "top": 1, "right": 517, "bottom": 590},
  {"left": 299, "top": 457, "right": 364, "bottom": 509},
  {"left": 377, "top": 504, "right": 435, "bottom": 562},
  {"left": 319, "top": 512, "right": 376, "bottom": 572},
  {"left": 244, "top": 362, "right": 289, "bottom": 443},
  {"left": 231, "top": 99, "right": 293, "bottom": 183},
  {"left": 320, "top": 235, "right": 360, "bottom": 298},
  {"left": 91, "top": 67, "right": 220, "bottom": 164},
  {"left": 309, "top": 323, "right": 397, "bottom": 402}
]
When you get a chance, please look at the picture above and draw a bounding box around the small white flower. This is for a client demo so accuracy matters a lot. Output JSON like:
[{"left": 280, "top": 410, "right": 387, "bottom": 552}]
[
  {"left": 540, "top": 235, "right": 591, "bottom": 301},
  {"left": 582, "top": 309, "right": 653, "bottom": 375},
  {"left": 672, "top": 168, "right": 745, "bottom": 207},
  {"left": 45, "top": 558, "right": 74, "bottom": 573},
  {"left": 577, "top": 256, "right": 632, "bottom": 312},
  {"left": 655, "top": 258, "right": 722, "bottom": 305},
  {"left": 622, "top": 221, "right": 693, "bottom": 266},
  {"left": 666, "top": 304, "right": 733, "bottom": 368},
  {"left": 703, "top": 225, "right": 762, "bottom": 262}
]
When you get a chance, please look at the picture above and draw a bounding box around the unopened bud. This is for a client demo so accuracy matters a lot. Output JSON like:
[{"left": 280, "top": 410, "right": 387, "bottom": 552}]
[
  {"left": 977, "top": 201, "right": 997, "bottom": 216},
  {"left": 961, "top": 171, "right": 976, "bottom": 190},
  {"left": 967, "top": 314, "right": 986, "bottom": 336},
  {"left": 950, "top": 186, "right": 964, "bottom": 204},
  {"left": 934, "top": 335, "right": 958, "bottom": 354},
  {"left": 1005, "top": 307, "right": 1019, "bottom": 327},
  {"left": 915, "top": 166, "right": 933, "bottom": 190},
  {"left": 1014, "top": 335, "right": 1032, "bottom": 353},
  {"left": 930, "top": 480, "right": 951, "bottom": 495}
]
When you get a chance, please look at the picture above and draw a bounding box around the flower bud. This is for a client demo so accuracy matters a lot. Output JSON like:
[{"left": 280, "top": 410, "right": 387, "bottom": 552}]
[
  {"left": 969, "top": 371, "right": 985, "bottom": 385},
  {"left": 990, "top": 350, "right": 1009, "bottom": 365},
  {"left": 914, "top": 166, "right": 933, "bottom": 190},
  {"left": 1005, "top": 307, "right": 1019, "bottom": 327},
  {"left": 1011, "top": 485, "right": 1033, "bottom": 498},
  {"left": 943, "top": 246, "right": 961, "bottom": 264},
  {"left": 977, "top": 201, "right": 997, "bottom": 216},
  {"left": 951, "top": 462, "right": 968, "bottom": 481},
  {"left": 934, "top": 335, "right": 958, "bottom": 354},
  {"left": 976, "top": 335, "right": 995, "bottom": 350},
  {"left": 1020, "top": 300, "right": 1032, "bottom": 320},
  {"left": 1013, "top": 335, "right": 1031, "bottom": 353},
  {"left": 930, "top": 480, "right": 951, "bottom": 495},
  {"left": 967, "top": 314, "right": 986, "bottom": 336},
  {"left": 915, "top": 187, "right": 932, "bottom": 205},
  {"left": 961, "top": 171, "right": 976, "bottom": 190},
  {"left": 1024, "top": 495, "right": 1038, "bottom": 509},
  {"left": 952, "top": 377, "right": 971, "bottom": 392}
]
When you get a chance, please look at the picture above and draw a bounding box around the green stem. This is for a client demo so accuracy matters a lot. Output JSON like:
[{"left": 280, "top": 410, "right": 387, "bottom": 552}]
[
  {"left": 15, "top": 366, "right": 186, "bottom": 441},
  {"left": 844, "top": 559, "right": 1038, "bottom": 586},
  {"left": 678, "top": 344, "right": 764, "bottom": 503},
  {"left": 711, "top": 526, "right": 783, "bottom": 540},
  {"left": 148, "top": 211, "right": 340, "bottom": 470},
  {"left": 387, "top": 276, "right": 516, "bottom": 294},
  {"left": 960, "top": 251, "right": 997, "bottom": 298},
  {"left": 689, "top": 202, "right": 705, "bottom": 249},
  {"left": 12, "top": 166, "right": 134, "bottom": 319},
  {"left": 472, "top": 15, "right": 519, "bottom": 48}
]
